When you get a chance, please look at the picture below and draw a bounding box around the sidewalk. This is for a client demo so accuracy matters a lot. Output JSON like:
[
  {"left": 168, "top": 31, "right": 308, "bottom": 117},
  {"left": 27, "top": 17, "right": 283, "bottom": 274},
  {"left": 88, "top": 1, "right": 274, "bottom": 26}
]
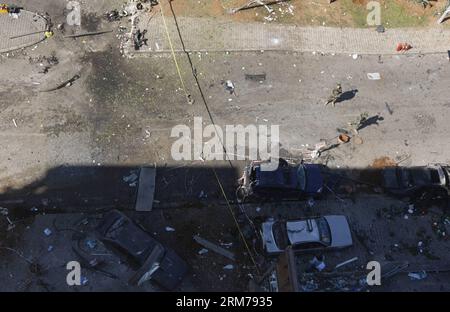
[
  {"left": 0, "top": 10, "right": 47, "bottom": 54},
  {"left": 128, "top": 15, "right": 450, "bottom": 55}
]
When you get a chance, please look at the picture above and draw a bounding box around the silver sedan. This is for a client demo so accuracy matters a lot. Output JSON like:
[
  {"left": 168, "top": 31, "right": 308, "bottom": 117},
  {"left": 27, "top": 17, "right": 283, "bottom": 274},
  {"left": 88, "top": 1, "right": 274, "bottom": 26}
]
[{"left": 261, "top": 215, "right": 353, "bottom": 255}]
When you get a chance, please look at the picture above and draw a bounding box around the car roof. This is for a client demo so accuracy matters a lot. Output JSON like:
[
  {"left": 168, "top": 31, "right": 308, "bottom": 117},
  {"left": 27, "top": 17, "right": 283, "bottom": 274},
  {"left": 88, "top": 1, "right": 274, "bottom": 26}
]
[{"left": 286, "top": 219, "right": 320, "bottom": 245}]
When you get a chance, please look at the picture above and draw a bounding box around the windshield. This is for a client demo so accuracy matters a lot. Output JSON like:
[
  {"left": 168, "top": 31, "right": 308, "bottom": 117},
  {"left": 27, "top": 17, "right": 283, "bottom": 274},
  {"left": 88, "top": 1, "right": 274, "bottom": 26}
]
[
  {"left": 316, "top": 218, "right": 331, "bottom": 245},
  {"left": 297, "top": 165, "right": 306, "bottom": 191},
  {"left": 272, "top": 222, "right": 289, "bottom": 250}
]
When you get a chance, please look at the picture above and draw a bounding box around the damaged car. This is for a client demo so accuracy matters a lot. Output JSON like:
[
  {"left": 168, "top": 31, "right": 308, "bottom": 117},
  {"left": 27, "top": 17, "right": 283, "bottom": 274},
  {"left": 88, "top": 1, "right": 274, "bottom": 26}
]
[
  {"left": 261, "top": 215, "right": 353, "bottom": 255},
  {"left": 381, "top": 164, "right": 450, "bottom": 198},
  {"left": 238, "top": 158, "right": 324, "bottom": 200},
  {"left": 96, "top": 210, "right": 188, "bottom": 290}
]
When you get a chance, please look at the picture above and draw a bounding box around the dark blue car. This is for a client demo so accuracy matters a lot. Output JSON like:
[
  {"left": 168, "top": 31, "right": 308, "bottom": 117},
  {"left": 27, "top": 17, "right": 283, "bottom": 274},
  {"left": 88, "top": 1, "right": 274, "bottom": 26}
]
[{"left": 240, "top": 159, "right": 324, "bottom": 199}]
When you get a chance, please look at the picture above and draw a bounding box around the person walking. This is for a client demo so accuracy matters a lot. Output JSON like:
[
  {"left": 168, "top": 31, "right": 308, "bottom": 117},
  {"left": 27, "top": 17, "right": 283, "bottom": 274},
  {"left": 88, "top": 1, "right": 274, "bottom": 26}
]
[{"left": 325, "top": 83, "right": 342, "bottom": 107}]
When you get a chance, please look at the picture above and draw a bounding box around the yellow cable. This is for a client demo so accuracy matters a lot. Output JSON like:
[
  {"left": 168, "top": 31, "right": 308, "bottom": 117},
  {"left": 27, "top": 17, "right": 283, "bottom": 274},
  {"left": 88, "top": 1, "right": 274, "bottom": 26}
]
[
  {"left": 211, "top": 167, "right": 261, "bottom": 275},
  {"left": 160, "top": 4, "right": 191, "bottom": 103},
  {"left": 161, "top": 0, "right": 260, "bottom": 274}
]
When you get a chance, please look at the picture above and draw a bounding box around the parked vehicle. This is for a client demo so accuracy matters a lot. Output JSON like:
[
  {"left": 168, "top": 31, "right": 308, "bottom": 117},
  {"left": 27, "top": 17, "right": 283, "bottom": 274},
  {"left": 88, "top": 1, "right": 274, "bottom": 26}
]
[
  {"left": 261, "top": 215, "right": 353, "bottom": 255},
  {"left": 96, "top": 210, "right": 188, "bottom": 290},
  {"left": 381, "top": 164, "right": 450, "bottom": 197},
  {"left": 239, "top": 158, "right": 324, "bottom": 200}
]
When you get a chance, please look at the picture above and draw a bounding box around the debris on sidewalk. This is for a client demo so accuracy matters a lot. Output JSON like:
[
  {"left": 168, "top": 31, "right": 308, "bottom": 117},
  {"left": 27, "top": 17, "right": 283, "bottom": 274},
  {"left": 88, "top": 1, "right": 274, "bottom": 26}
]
[
  {"left": 193, "top": 235, "right": 235, "bottom": 261},
  {"left": 335, "top": 257, "right": 358, "bottom": 270},
  {"left": 0, "top": 207, "right": 15, "bottom": 231},
  {"left": 198, "top": 190, "right": 208, "bottom": 200},
  {"left": 40, "top": 74, "right": 81, "bottom": 92},
  {"left": 367, "top": 72, "right": 381, "bottom": 80},
  {"left": 338, "top": 134, "right": 350, "bottom": 144},
  {"left": 63, "top": 30, "right": 113, "bottom": 39},
  {"left": 228, "top": 0, "right": 291, "bottom": 14},
  {"left": 198, "top": 248, "right": 209, "bottom": 255},
  {"left": 437, "top": 3, "right": 450, "bottom": 24},
  {"left": 376, "top": 25, "right": 385, "bottom": 33},
  {"left": 408, "top": 271, "right": 427, "bottom": 281},
  {"left": 123, "top": 172, "right": 138, "bottom": 186},
  {"left": 245, "top": 73, "right": 266, "bottom": 82},
  {"left": 104, "top": 10, "right": 122, "bottom": 22},
  {"left": 396, "top": 42, "right": 412, "bottom": 52},
  {"left": 222, "top": 80, "right": 235, "bottom": 95},
  {"left": 309, "top": 255, "right": 326, "bottom": 272},
  {"left": 133, "top": 29, "right": 148, "bottom": 50}
]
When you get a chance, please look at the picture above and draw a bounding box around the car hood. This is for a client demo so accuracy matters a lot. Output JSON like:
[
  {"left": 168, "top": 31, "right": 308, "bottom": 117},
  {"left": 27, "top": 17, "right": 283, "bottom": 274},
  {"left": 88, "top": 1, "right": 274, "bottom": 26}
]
[{"left": 324, "top": 215, "right": 353, "bottom": 248}]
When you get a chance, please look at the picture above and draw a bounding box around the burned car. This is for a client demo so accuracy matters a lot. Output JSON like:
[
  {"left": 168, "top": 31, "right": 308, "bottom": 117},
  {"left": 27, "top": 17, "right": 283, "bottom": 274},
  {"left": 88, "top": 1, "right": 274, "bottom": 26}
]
[
  {"left": 261, "top": 215, "right": 353, "bottom": 255},
  {"left": 239, "top": 158, "right": 324, "bottom": 200},
  {"left": 96, "top": 210, "right": 188, "bottom": 290},
  {"left": 381, "top": 164, "right": 449, "bottom": 197}
]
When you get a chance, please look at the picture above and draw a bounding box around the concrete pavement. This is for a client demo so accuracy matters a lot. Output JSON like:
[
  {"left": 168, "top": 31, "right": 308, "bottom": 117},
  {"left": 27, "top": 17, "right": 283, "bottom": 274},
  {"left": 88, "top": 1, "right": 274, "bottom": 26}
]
[{"left": 129, "top": 15, "right": 450, "bottom": 55}]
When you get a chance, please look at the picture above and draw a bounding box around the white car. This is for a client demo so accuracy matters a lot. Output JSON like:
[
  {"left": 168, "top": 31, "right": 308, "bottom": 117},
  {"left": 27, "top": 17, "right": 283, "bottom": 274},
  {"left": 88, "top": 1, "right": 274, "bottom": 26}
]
[{"left": 261, "top": 215, "right": 353, "bottom": 255}]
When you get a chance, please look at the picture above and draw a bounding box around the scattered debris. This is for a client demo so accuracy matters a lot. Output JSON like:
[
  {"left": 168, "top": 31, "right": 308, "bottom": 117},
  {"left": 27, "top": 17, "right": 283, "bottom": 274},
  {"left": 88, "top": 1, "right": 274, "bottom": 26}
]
[
  {"left": 86, "top": 239, "right": 97, "bottom": 249},
  {"left": 367, "top": 72, "right": 381, "bottom": 80},
  {"left": 223, "top": 80, "right": 235, "bottom": 95},
  {"left": 198, "top": 190, "right": 208, "bottom": 199},
  {"left": 165, "top": 226, "right": 176, "bottom": 232},
  {"left": 309, "top": 255, "right": 326, "bottom": 272},
  {"left": 335, "top": 257, "right": 358, "bottom": 270},
  {"left": 81, "top": 276, "right": 89, "bottom": 286},
  {"left": 104, "top": 10, "right": 123, "bottom": 22},
  {"left": 123, "top": 172, "right": 138, "bottom": 186},
  {"left": 40, "top": 74, "right": 80, "bottom": 92},
  {"left": 193, "top": 235, "right": 235, "bottom": 261},
  {"left": 396, "top": 43, "right": 412, "bottom": 52},
  {"left": 63, "top": 30, "right": 114, "bottom": 39},
  {"left": 245, "top": 73, "right": 266, "bottom": 81},
  {"left": 43, "top": 228, "right": 52, "bottom": 236},
  {"left": 437, "top": 3, "right": 450, "bottom": 24},
  {"left": 198, "top": 248, "right": 209, "bottom": 255},
  {"left": 229, "top": 0, "right": 290, "bottom": 14},
  {"left": 223, "top": 264, "right": 234, "bottom": 270},
  {"left": 133, "top": 29, "right": 148, "bottom": 50},
  {"left": 408, "top": 271, "right": 427, "bottom": 280},
  {"left": 385, "top": 102, "right": 393, "bottom": 115},
  {"left": 376, "top": 25, "right": 385, "bottom": 33},
  {"left": 353, "top": 136, "right": 363, "bottom": 145},
  {"left": 135, "top": 167, "right": 156, "bottom": 212},
  {"left": 338, "top": 134, "right": 350, "bottom": 144},
  {"left": 10, "top": 30, "right": 46, "bottom": 40},
  {"left": 98, "top": 210, "right": 188, "bottom": 290}
]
